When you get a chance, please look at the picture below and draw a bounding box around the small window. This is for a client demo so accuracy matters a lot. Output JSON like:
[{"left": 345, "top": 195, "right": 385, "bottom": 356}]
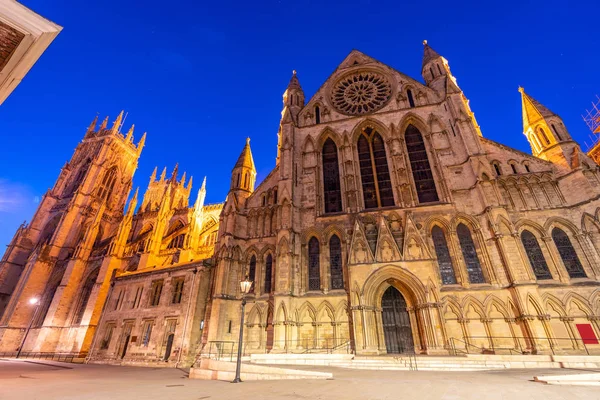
[
  {"left": 149, "top": 280, "right": 163, "bottom": 307},
  {"left": 308, "top": 237, "right": 320, "bottom": 291},
  {"left": 539, "top": 128, "right": 550, "bottom": 145},
  {"left": 430, "top": 67, "right": 435, "bottom": 80},
  {"left": 493, "top": 163, "right": 501, "bottom": 176},
  {"left": 273, "top": 188, "right": 278, "bottom": 204},
  {"left": 551, "top": 124, "right": 562, "bottom": 141},
  {"left": 510, "top": 164, "right": 517, "bottom": 174},
  {"left": 262, "top": 195, "right": 266, "bottom": 206},
  {"left": 407, "top": 90, "right": 415, "bottom": 108},
  {"left": 132, "top": 287, "right": 143, "bottom": 309},
  {"left": 264, "top": 254, "right": 273, "bottom": 293},
  {"left": 141, "top": 320, "right": 153, "bottom": 347},
  {"left": 227, "top": 320, "right": 232, "bottom": 334},
  {"left": 248, "top": 255, "right": 256, "bottom": 293},
  {"left": 315, "top": 106, "right": 321, "bottom": 124},
  {"left": 100, "top": 324, "right": 115, "bottom": 350},
  {"left": 114, "top": 289, "right": 124, "bottom": 311},
  {"left": 524, "top": 163, "right": 530, "bottom": 173},
  {"left": 171, "top": 277, "right": 185, "bottom": 304},
  {"left": 437, "top": 64, "right": 443, "bottom": 75}
]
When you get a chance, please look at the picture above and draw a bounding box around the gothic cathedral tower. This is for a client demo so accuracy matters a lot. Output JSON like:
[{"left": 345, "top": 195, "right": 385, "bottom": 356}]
[{"left": 0, "top": 112, "right": 144, "bottom": 354}]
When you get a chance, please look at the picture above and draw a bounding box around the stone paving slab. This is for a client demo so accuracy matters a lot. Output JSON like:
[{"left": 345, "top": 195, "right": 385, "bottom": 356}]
[{"left": 1, "top": 359, "right": 599, "bottom": 400}]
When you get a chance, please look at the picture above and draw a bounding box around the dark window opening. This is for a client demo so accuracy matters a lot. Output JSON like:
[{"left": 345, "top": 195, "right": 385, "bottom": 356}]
[
  {"left": 551, "top": 124, "right": 562, "bottom": 141},
  {"left": 510, "top": 164, "right": 517, "bottom": 174},
  {"left": 521, "top": 230, "right": 552, "bottom": 280},
  {"left": 329, "top": 235, "right": 343, "bottom": 290},
  {"left": 405, "top": 125, "right": 438, "bottom": 203},
  {"left": 149, "top": 280, "right": 163, "bottom": 306},
  {"left": 437, "top": 64, "right": 443, "bottom": 75},
  {"left": 539, "top": 128, "right": 550, "bottom": 145},
  {"left": 552, "top": 228, "right": 587, "bottom": 278},
  {"left": 524, "top": 164, "right": 530, "bottom": 173},
  {"left": 248, "top": 255, "right": 256, "bottom": 293},
  {"left": 432, "top": 226, "right": 457, "bottom": 284},
  {"left": 308, "top": 237, "right": 320, "bottom": 291},
  {"left": 430, "top": 67, "right": 435, "bottom": 80},
  {"left": 264, "top": 254, "right": 273, "bottom": 293},
  {"left": 315, "top": 106, "right": 320, "bottom": 124},
  {"left": 457, "top": 223, "right": 485, "bottom": 284},
  {"left": 493, "top": 163, "right": 501, "bottom": 176},
  {"left": 322, "top": 138, "right": 342, "bottom": 213},
  {"left": 407, "top": 90, "right": 415, "bottom": 108},
  {"left": 171, "top": 277, "right": 185, "bottom": 304},
  {"left": 357, "top": 128, "right": 394, "bottom": 209}
]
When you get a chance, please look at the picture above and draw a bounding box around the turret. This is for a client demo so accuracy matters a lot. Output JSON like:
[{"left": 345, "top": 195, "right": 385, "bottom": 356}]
[
  {"left": 520, "top": 87, "right": 578, "bottom": 168},
  {"left": 230, "top": 138, "right": 256, "bottom": 194},
  {"left": 421, "top": 40, "right": 458, "bottom": 93},
  {"left": 277, "top": 71, "right": 303, "bottom": 165}
]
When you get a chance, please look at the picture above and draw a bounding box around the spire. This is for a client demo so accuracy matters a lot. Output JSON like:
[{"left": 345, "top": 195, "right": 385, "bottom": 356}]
[
  {"left": 422, "top": 40, "right": 442, "bottom": 69},
  {"left": 201, "top": 176, "right": 206, "bottom": 191},
  {"left": 150, "top": 166, "right": 157, "bottom": 183},
  {"left": 194, "top": 176, "right": 207, "bottom": 211},
  {"left": 111, "top": 110, "right": 124, "bottom": 134},
  {"left": 170, "top": 163, "right": 179, "bottom": 182},
  {"left": 234, "top": 137, "right": 256, "bottom": 171},
  {"left": 99, "top": 116, "right": 109, "bottom": 131},
  {"left": 160, "top": 166, "right": 167, "bottom": 181},
  {"left": 187, "top": 175, "right": 193, "bottom": 190},
  {"left": 126, "top": 187, "right": 139, "bottom": 217},
  {"left": 125, "top": 124, "right": 134, "bottom": 142},
  {"left": 287, "top": 70, "right": 302, "bottom": 91},
  {"left": 180, "top": 171, "right": 187, "bottom": 186},
  {"left": 137, "top": 132, "right": 146, "bottom": 154},
  {"left": 519, "top": 87, "right": 558, "bottom": 128},
  {"left": 87, "top": 115, "right": 98, "bottom": 134}
]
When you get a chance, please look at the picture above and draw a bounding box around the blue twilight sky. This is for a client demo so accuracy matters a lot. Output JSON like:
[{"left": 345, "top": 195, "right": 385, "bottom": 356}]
[{"left": 1, "top": 0, "right": 599, "bottom": 248}]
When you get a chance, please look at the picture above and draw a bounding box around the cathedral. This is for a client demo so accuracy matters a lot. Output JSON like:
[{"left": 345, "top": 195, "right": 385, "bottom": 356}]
[{"left": 1, "top": 42, "right": 600, "bottom": 364}]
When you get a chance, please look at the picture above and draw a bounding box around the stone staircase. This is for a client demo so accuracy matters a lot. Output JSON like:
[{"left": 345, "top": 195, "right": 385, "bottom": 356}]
[{"left": 249, "top": 353, "right": 600, "bottom": 372}]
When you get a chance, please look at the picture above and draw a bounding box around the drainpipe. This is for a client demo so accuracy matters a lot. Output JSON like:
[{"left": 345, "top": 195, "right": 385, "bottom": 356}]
[{"left": 176, "top": 267, "right": 198, "bottom": 368}]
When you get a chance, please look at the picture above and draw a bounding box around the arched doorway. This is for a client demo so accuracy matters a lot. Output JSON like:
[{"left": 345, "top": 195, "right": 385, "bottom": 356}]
[{"left": 381, "top": 286, "right": 414, "bottom": 354}]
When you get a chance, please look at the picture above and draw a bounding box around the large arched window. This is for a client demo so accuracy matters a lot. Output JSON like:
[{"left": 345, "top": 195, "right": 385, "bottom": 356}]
[
  {"left": 264, "top": 254, "right": 273, "bottom": 293},
  {"left": 98, "top": 167, "right": 118, "bottom": 201},
  {"left": 357, "top": 127, "right": 394, "bottom": 209},
  {"left": 405, "top": 125, "right": 438, "bottom": 203},
  {"left": 431, "top": 226, "right": 456, "bottom": 284},
  {"left": 457, "top": 223, "right": 485, "bottom": 284},
  {"left": 322, "top": 138, "right": 342, "bottom": 213},
  {"left": 73, "top": 268, "right": 100, "bottom": 324},
  {"left": 521, "top": 230, "right": 552, "bottom": 280},
  {"left": 308, "top": 237, "right": 320, "bottom": 291},
  {"left": 551, "top": 228, "right": 586, "bottom": 278},
  {"left": 329, "top": 235, "right": 343, "bottom": 290},
  {"left": 248, "top": 255, "right": 256, "bottom": 293}
]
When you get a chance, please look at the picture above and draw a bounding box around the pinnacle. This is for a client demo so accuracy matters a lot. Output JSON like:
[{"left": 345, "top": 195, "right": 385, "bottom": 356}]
[
  {"left": 234, "top": 137, "right": 256, "bottom": 171},
  {"left": 422, "top": 40, "right": 442, "bottom": 69},
  {"left": 519, "top": 87, "right": 558, "bottom": 128},
  {"left": 287, "top": 70, "right": 302, "bottom": 91}
]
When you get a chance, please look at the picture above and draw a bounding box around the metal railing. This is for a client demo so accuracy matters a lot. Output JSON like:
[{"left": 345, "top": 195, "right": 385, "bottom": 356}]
[
  {"left": 448, "top": 335, "right": 598, "bottom": 356},
  {"left": 205, "top": 338, "right": 353, "bottom": 361},
  {"left": 0, "top": 351, "right": 87, "bottom": 363}
]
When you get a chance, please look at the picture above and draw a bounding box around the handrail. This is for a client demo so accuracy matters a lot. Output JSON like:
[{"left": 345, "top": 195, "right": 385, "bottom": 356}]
[
  {"left": 448, "top": 335, "right": 595, "bottom": 356},
  {"left": 0, "top": 351, "right": 87, "bottom": 363}
]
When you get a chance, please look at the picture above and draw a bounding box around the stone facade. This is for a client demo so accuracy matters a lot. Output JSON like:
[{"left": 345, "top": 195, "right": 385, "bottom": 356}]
[
  {"left": 206, "top": 43, "right": 600, "bottom": 356},
  {"left": 0, "top": 114, "right": 222, "bottom": 359}
]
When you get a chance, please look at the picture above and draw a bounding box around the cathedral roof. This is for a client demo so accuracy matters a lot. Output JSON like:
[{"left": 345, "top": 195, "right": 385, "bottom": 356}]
[
  {"left": 422, "top": 40, "right": 442, "bottom": 69},
  {"left": 519, "top": 87, "right": 558, "bottom": 128},
  {"left": 234, "top": 137, "right": 255, "bottom": 171}
]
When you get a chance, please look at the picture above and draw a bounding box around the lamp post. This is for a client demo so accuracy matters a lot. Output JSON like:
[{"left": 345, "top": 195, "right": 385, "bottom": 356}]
[
  {"left": 232, "top": 276, "right": 253, "bottom": 383},
  {"left": 16, "top": 297, "right": 40, "bottom": 359}
]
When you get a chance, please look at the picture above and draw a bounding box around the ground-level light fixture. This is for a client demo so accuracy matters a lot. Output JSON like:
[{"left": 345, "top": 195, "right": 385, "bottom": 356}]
[{"left": 232, "top": 276, "right": 253, "bottom": 383}]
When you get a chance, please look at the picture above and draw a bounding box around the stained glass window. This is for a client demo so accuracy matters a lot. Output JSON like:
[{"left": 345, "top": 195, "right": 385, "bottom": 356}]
[
  {"left": 457, "top": 223, "right": 485, "bottom": 284},
  {"left": 405, "top": 125, "right": 438, "bottom": 203},
  {"left": 308, "top": 237, "right": 320, "bottom": 291},
  {"left": 521, "top": 230, "right": 552, "bottom": 280},
  {"left": 357, "top": 128, "right": 394, "bottom": 209},
  {"left": 264, "top": 254, "right": 273, "bottom": 293},
  {"left": 322, "top": 138, "right": 342, "bottom": 213},
  {"left": 329, "top": 235, "right": 343, "bottom": 290},
  {"left": 552, "top": 228, "right": 586, "bottom": 278},
  {"left": 432, "top": 226, "right": 456, "bottom": 284}
]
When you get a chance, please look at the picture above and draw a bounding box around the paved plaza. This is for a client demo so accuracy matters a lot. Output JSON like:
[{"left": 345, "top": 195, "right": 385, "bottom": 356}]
[{"left": 1, "top": 358, "right": 599, "bottom": 400}]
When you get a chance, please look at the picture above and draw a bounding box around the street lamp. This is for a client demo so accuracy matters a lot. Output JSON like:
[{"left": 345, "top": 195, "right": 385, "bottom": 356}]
[
  {"left": 232, "top": 276, "right": 253, "bottom": 383},
  {"left": 16, "top": 297, "right": 40, "bottom": 359}
]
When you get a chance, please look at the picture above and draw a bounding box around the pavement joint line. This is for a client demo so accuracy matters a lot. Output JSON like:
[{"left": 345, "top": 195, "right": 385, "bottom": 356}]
[{"left": 22, "top": 360, "right": 73, "bottom": 370}]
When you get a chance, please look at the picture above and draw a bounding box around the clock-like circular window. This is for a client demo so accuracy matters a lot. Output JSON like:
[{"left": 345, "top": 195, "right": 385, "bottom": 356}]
[{"left": 331, "top": 72, "right": 392, "bottom": 115}]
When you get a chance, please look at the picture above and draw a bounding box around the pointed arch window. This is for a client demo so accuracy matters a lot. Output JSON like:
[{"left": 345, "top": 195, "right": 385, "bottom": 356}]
[
  {"left": 322, "top": 138, "right": 342, "bottom": 213},
  {"left": 551, "top": 228, "right": 586, "bottom": 278},
  {"left": 538, "top": 127, "right": 550, "bottom": 145},
  {"left": 315, "top": 106, "right": 321, "bottom": 124},
  {"left": 457, "top": 223, "right": 485, "bottom": 283},
  {"left": 407, "top": 89, "right": 415, "bottom": 108},
  {"left": 521, "top": 230, "right": 552, "bottom": 280},
  {"left": 248, "top": 255, "right": 256, "bottom": 293},
  {"left": 329, "top": 235, "right": 343, "bottom": 290},
  {"left": 510, "top": 163, "right": 517, "bottom": 174},
  {"left": 437, "top": 64, "right": 443, "bottom": 75},
  {"left": 264, "top": 254, "right": 273, "bottom": 293},
  {"left": 492, "top": 162, "right": 502, "bottom": 176},
  {"left": 98, "top": 167, "right": 118, "bottom": 201},
  {"left": 73, "top": 268, "right": 100, "bottom": 324},
  {"left": 357, "top": 127, "right": 394, "bottom": 209},
  {"left": 308, "top": 237, "right": 320, "bottom": 291},
  {"left": 432, "top": 226, "right": 456, "bottom": 284},
  {"left": 405, "top": 125, "right": 438, "bottom": 203}
]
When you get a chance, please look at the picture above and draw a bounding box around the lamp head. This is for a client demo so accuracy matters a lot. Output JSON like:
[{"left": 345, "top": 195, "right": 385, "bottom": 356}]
[
  {"left": 29, "top": 297, "right": 40, "bottom": 305},
  {"left": 240, "top": 277, "right": 253, "bottom": 295}
]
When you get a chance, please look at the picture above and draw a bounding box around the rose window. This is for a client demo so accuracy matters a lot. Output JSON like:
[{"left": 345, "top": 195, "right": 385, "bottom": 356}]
[{"left": 331, "top": 72, "right": 392, "bottom": 115}]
